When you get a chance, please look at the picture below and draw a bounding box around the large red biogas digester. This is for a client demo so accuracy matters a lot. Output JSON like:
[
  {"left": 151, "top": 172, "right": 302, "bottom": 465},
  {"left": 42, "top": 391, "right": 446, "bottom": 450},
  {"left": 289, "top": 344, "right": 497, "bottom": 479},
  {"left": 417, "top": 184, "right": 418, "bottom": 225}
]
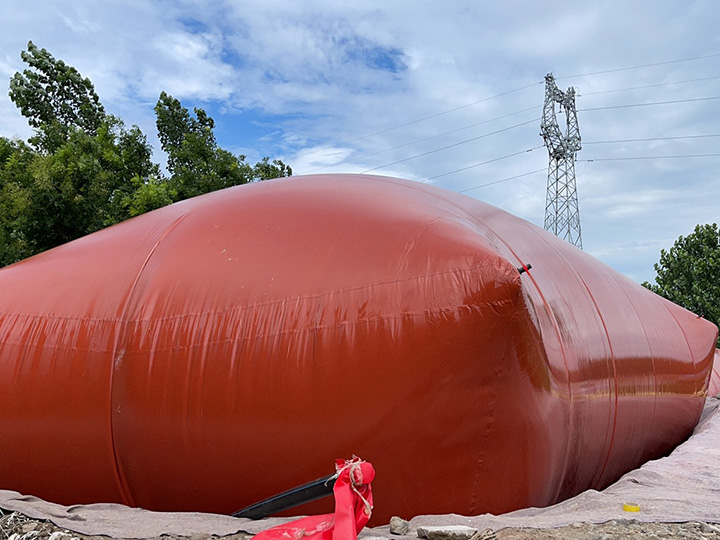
[{"left": 0, "top": 174, "right": 716, "bottom": 523}]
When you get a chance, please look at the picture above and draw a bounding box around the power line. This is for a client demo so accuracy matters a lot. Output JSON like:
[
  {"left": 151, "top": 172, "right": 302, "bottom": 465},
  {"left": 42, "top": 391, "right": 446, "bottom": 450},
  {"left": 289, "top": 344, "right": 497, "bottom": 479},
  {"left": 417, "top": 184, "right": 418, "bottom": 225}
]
[
  {"left": 294, "top": 81, "right": 542, "bottom": 160},
  {"left": 557, "top": 53, "right": 720, "bottom": 80},
  {"left": 305, "top": 106, "right": 540, "bottom": 173},
  {"left": 431, "top": 140, "right": 720, "bottom": 195},
  {"left": 437, "top": 139, "right": 719, "bottom": 195},
  {"left": 579, "top": 75, "right": 720, "bottom": 96},
  {"left": 419, "top": 145, "right": 544, "bottom": 182},
  {"left": 580, "top": 96, "right": 720, "bottom": 111},
  {"left": 445, "top": 151, "right": 720, "bottom": 193},
  {"left": 295, "top": 52, "right": 720, "bottom": 162},
  {"left": 458, "top": 169, "right": 546, "bottom": 193},
  {"left": 451, "top": 151, "right": 720, "bottom": 194},
  {"left": 401, "top": 94, "right": 719, "bottom": 189},
  {"left": 426, "top": 137, "right": 720, "bottom": 194},
  {"left": 584, "top": 134, "right": 720, "bottom": 144},
  {"left": 360, "top": 118, "right": 540, "bottom": 174},
  {"left": 580, "top": 153, "right": 720, "bottom": 162},
  {"left": 312, "top": 99, "right": 719, "bottom": 175},
  {"left": 457, "top": 149, "right": 720, "bottom": 191}
]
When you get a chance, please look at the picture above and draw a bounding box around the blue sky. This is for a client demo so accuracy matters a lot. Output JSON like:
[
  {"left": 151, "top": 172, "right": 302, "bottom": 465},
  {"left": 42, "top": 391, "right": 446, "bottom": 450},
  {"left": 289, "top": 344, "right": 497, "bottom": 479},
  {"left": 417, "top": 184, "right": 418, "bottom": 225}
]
[{"left": 1, "top": 0, "right": 718, "bottom": 283}]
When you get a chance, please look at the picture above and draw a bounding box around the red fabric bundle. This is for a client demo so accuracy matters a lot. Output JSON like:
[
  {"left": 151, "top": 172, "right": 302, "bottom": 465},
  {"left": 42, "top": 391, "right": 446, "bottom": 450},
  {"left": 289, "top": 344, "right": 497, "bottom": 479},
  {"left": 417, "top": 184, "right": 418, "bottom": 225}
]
[{"left": 253, "top": 458, "right": 375, "bottom": 540}]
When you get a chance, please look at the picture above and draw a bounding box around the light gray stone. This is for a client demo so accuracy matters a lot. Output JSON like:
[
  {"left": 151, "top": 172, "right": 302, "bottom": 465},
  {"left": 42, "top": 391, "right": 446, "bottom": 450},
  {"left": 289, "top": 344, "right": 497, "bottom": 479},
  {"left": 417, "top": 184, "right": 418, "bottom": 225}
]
[
  {"left": 389, "top": 517, "right": 410, "bottom": 536},
  {"left": 416, "top": 525, "right": 478, "bottom": 540},
  {"left": 700, "top": 522, "right": 720, "bottom": 534},
  {"left": 19, "top": 523, "right": 39, "bottom": 533}
]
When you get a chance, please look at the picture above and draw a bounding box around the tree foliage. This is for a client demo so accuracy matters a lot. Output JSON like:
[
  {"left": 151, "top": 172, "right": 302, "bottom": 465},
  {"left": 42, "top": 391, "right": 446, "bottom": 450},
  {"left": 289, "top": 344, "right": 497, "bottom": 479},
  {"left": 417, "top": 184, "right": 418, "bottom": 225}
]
[
  {"left": 154, "top": 92, "right": 292, "bottom": 201},
  {"left": 0, "top": 118, "right": 160, "bottom": 265},
  {"left": 0, "top": 43, "right": 292, "bottom": 267},
  {"left": 0, "top": 137, "right": 36, "bottom": 265},
  {"left": 9, "top": 41, "right": 105, "bottom": 142},
  {"left": 643, "top": 223, "right": 720, "bottom": 330}
]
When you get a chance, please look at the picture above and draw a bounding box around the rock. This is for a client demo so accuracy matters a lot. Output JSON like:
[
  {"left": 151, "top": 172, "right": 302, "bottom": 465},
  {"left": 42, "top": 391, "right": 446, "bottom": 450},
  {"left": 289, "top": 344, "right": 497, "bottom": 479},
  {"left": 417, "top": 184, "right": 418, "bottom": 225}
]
[
  {"left": 614, "top": 518, "right": 639, "bottom": 526},
  {"left": 389, "top": 517, "right": 410, "bottom": 536},
  {"left": 20, "top": 523, "right": 39, "bottom": 533},
  {"left": 416, "top": 525, "right": 478, "bottom": 540},
  {"left": 700, "top": 522, "right": 720, "bottom": 534}
]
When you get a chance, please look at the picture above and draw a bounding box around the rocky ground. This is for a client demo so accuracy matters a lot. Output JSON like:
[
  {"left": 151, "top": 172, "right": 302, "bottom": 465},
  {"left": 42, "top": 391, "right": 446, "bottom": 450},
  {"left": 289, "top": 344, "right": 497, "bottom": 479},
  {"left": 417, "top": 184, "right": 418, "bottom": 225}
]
[
  {"left": 2, "top": 511, "right": 720, "bottom": 540},
  {"left": 443, "top": 520, "right": 720, "bottom": 539},
  {"left": 491, "top": 520, "right": 720, "bottom": 539}
]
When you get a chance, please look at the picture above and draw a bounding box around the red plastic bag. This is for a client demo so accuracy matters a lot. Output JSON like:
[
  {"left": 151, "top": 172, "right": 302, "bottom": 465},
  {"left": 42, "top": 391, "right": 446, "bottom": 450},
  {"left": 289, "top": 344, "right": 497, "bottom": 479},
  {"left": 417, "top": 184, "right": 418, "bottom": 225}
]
[{"left": 252, "top": 458, "right": 375, "bottom": 540}]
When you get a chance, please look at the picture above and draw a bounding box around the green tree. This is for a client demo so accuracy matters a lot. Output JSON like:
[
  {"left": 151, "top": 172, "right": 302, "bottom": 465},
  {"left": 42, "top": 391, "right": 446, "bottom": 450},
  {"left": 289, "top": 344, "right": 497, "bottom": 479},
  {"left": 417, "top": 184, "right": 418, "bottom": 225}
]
[
  {"left": 154, "top": 92, "right": 291, "bottom": 202},
  {"left": 0, "top": 137, "right": 37, "bottom": 265},
  {"left": 9, "top": 41, "right": 105, "bottom": 149},
  {"left": 253, "top": 156, "right": 293, "bottom": 180},
  {"left": 0, "top": 118, "right": 160, "bottom": 262},
  {"left": 1, "top": 45, "right": 292, "bottom": 267},
  {"left": 643, "top": 223, "right": 720, "bottom": 329}
]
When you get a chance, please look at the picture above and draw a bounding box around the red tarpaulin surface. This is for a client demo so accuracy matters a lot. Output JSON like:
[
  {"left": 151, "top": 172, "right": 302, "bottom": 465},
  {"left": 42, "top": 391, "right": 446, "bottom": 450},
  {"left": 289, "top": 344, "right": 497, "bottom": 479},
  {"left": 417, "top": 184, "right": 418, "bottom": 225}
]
[
  {"left": 709, "top": 350, "right": 720, "bottom": 396},
  {"left": 0, "top": 174, "right": 716, "bottom": 523}
]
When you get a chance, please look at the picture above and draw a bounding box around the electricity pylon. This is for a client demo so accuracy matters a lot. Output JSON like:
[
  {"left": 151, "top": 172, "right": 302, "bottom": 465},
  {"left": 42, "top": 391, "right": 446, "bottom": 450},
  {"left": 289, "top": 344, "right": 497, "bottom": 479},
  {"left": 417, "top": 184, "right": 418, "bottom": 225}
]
[{"left": 540, "top": 73, "right": 582, "bottom": 249}]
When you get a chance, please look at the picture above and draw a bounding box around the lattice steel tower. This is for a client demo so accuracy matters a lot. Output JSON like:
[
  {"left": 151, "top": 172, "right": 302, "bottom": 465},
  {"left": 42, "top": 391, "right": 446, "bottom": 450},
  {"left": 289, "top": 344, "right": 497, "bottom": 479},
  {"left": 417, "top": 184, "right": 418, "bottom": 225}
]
[{"left": 541, "top": 73, "right": 583, "bottom": 248}]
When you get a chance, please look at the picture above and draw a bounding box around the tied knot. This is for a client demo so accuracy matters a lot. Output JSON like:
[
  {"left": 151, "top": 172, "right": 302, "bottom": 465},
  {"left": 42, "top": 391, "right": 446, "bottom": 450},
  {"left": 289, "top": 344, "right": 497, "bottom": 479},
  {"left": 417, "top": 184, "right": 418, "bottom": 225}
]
[
  {"left": 336, "top": 457, "right": 374, "bottom": 517},
  {"left": 350, "top": 461, "right": 364, "bottom": 487}
]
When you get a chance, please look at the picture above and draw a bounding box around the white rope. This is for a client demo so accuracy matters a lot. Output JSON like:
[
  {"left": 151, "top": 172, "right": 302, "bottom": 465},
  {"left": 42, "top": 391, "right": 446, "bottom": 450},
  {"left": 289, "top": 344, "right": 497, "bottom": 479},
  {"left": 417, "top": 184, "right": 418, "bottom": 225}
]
[{"left": 337, "top": 457, "right": 373, "bottom": 517}]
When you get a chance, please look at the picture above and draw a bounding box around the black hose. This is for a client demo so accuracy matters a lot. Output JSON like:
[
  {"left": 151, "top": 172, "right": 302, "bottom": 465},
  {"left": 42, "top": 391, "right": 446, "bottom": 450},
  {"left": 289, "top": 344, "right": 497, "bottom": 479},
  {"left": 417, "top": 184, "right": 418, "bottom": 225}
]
[{"left": 232, "top": 473, "right": 337, "bottom": 520}]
